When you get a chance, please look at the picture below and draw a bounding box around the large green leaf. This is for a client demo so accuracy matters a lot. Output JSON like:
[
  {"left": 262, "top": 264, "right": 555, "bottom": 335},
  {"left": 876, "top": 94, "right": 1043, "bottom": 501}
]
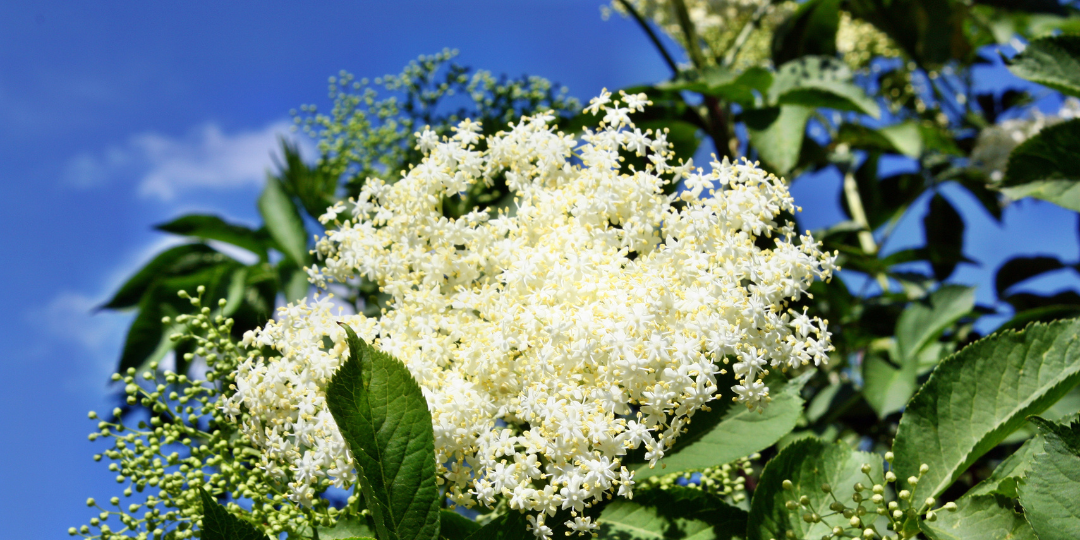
[
  {"left": 325, "top": 325, "right": 440, "bottom": 540},
  {"left": 891, "top": 318, "right": 1080, "bottom": 504},
  {"left": 1018, "top": 417, "right": 1080, "bottom": 540},
  {"left": 966, "top": 434, "right": 1044, "bottom": 498},
  {"left": 747, "top": 438, "right": 882, "bottom": 540},
  {"left": 896, "top": 285, "right": 975, "bottom": 366},
  {"left": 155, "top": 214, "right": 268, "bottom": 260},
  {"left": 920, "top": 494, "right": 1037, "bottom": 540},
  {"left": 258, "top": 177, "right": 310, "bottom": 266},
  {"left": 632, "top": 372, "right": 809, "bottom": 480},
  {"left": 1000, "top": 119, "right": 1080, "bottom": 212},
  {"left": 746, "top": 106, "right": 813, "bottom": 175},
  {"left": 100, "top": 243, "right": 223, "bottom": 310},
  {"left": 1007, "top": 34, "right": 1080, "bottom": 98},
  {"left": 198, "top": 488, "right": 267, "bottom": 540},
  {"left": 598, "top": 487, "right": 747, "bottom": 540}
]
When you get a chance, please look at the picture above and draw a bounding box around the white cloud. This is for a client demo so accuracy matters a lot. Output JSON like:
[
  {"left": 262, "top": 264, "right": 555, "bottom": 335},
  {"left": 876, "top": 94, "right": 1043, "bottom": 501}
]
[{"left": 64, "top": 120, "right": 313, "bottom": 200}]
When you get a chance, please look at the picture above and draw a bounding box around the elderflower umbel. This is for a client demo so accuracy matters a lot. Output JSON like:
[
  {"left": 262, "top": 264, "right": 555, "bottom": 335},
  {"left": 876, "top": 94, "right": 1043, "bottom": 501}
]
[
  {"left": 227, "top": 89, "right": 837, "bottom": 537},
  {"left": 970, "top": 97, "right": 1080, "bottom": 182}
]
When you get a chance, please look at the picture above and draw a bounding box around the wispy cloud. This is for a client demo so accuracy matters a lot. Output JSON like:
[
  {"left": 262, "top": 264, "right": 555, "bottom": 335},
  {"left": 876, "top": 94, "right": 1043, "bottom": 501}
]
[{"left": 64, "top": 120, "right": 311, "bottom": 200}]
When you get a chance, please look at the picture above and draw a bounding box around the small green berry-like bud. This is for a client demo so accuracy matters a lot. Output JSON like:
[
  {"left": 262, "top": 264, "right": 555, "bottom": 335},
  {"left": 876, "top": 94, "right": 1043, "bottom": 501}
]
[
  {"left": 863, "top": 528, "right": 876, "bottom": 538},
  {"left": 860, "top": 463, "right": 871, "bottom": 474},
  {"left": 786, "top": 501, "right": 799, "bottom": 510},
  {"left": 925, "top": 497, "right": 935, "bottom": 508},
  {"left": 892, "top": 509, "right": 903, "bottom": 519},
  {"left": 852, "top": 492, "right": 863, "bottom": 503},
  {"left": 86, "top": 498, "right": 95, "bottom": 507},
  {"left": 783, "top": 479, "right": 794, "bottom": 490},
  {"left": 799, "top": 495, "right": 810, "bottom": 506},
  {"left": 850, "top": 516, "right": 861, "bottom": 527},
  {"left": 884, "top": 451, "right": 894, "bottom": 462},
  {"left": 830, "top": 502, "right": 845, "bottom": 512},
  {"left": 898, "top": 490, "right": 910, "bottom": 500},
  {"left": 110, "top": 496, "right": 119, "bottom": 506},
  {"left": 943, "top": 502, "right": 957, "bottom": 512},
  {"left": 908, "top": 476, "right": 919, "bottom": 486},
  {"left": 885, "top": 472, "right": 897, "bottom": 483},
  {"left": 854, "top": 482, "right": 865, "bottom": 492},
  {"left": 68, "top": 527, "right": 77, "bottom": 536},
  {"left": 871, "top": 494, "right": 884, "bottom": 504},
  {"left": 821, "top": 483, "right": 832, "bottom": 493},
  {"left": 803, "top": 513, "right": 814, "bottom": 523},
  {"left": 872, "top": 484, "right": 884, "bottom": 494},
  {"left": 926, "top": 511, "right": 937, "bottom": 521},
  {"left": 919, "top": 463, "right": 929, "bottom": 474},
  {"left": 88, "top": 411, "right": 97, "bottom": 419}
]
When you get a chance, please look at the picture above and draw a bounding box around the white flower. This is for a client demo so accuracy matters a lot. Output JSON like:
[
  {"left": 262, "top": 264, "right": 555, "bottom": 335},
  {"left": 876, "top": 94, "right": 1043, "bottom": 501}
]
[{"left": 229, "top": 91, "right": 836, "bottom": 529}]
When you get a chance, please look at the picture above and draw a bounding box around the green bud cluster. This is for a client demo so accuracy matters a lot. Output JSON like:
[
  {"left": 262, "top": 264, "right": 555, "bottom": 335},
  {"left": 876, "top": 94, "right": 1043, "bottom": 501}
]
[
  {"left": 73, "top": 290, "right": 359, "bottom": 540},
  {"left": 775, "top": 452, "right": 958, "bottom": 540}
]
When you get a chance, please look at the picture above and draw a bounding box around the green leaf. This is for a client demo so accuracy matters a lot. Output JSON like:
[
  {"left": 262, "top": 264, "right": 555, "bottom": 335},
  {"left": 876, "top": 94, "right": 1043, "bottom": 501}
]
[
  {"left": 117, "top": 262, "right": 236, "bottom": 373},
  {"left": 862, "top": 355, "right": 918, "bottom": 419},
  {"left": 746, "top": 106, "right": 813, "bottom": 175},
  {"left": 598, "top": 486, "right": 747, "bottom": 540},
  {"left": 1018, "top": 417, "right": 1080, "bottom": 540},
  {"left": 324, "top": 325, "right": 440, "bottom": 540},
  {"left": 836, "top": 122, "right": 923, "bottom": 158},
  {"left": 198, "top": 488, "right": 268, "bottom": 540},
  {"left": 279, "top": 258, "right": 311, "bottom": 304},
  {"left": 891, "top": 318, "right": 1080, "bottom": 504},
  {"left": 258, "top": 177, "right": 310, "bottom": 266},
  {"left": 100, "top": 243, "right": 222, "bottom": 310},
  {"left": 896, "top": 285, "right": 975, "bottom": 366},
  {"left": 463, "top": 512, "right": 531, "bottom": 540},
  {"left": 920, "top": 494, "right": 1037, "bottom": 540},
  {"left": 995, "top": 256, "right": 1066, "bottom": 297},
  {"left": 319, "top": 516, "right": 377, "bottom": 540},
  {"left": 923, "top": 194, "right": 966, "bottom": 281},
  {"left": 631, "top": 372, "right": 810, "bottom": 480},
  {"left": 439, "top": 510, "right": 481, "bottom": 540},
  {"left": 966, "top": 434, "right": 1044, "bottom": 498},
  {"left": 771, "top": 0, "right": 840, "bottom": 65},
  {"left": 155, "top": 214, "right": 268, "bottom": 260},
  {"left": 747, "top": 438, "right": 882, "bottom": 540},
  {"left": 769, "top": 56, "right": 880, "bottom": 118},
  {"left": 659, "top": 67, "right": 772, "bottom": 107},
  {"left": 1000, "top": 119, "right": 1080, "bottom": 212},
  {"left": 1007, "top": 34, "right": 1080, "bottom": 98}
]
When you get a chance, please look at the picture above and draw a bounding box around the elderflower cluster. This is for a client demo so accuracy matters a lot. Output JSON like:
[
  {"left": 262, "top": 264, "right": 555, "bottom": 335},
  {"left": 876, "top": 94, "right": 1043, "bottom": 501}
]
[
  {"left": 606, "top": 0, "right": 795, "bottom": 69},
  {"left": 970, "top": 97, "right": 1080, "bottom": 182},
  {"left": 227, "top": 90, "right": 836, "bottom": 537},
  {"left": 836, "top": 11, "right": 899, "bottom": 70}
]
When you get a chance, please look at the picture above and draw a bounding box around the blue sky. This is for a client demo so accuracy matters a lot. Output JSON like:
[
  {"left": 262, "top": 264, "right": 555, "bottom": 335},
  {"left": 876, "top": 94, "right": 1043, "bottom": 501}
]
[{"left": 0, "top": 1, "right": 1077, "bottom": 537}]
